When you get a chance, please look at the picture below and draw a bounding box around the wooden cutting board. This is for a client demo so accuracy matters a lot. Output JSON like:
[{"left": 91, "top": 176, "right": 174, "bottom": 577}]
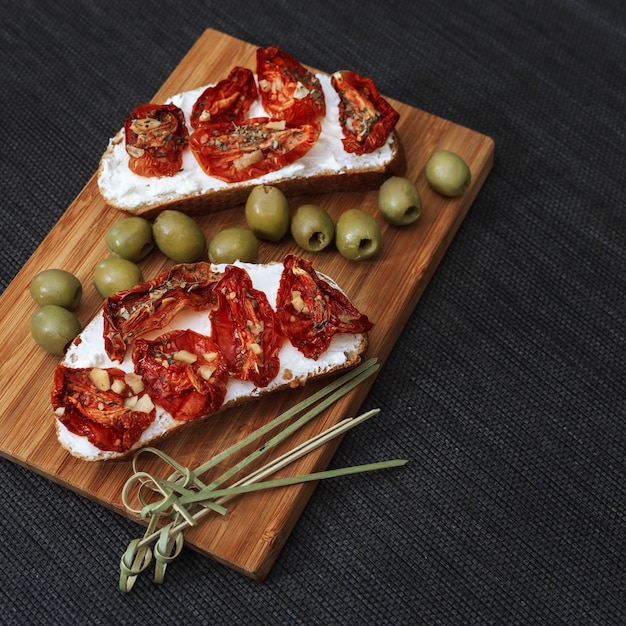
[{"left": 0, "top": 29, "right": 494, "bottom": 580}]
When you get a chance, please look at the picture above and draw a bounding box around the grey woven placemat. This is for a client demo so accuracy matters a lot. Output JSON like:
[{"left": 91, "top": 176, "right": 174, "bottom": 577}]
[{"left": 1, "top": 1, "right": 625, "bottom": 623}]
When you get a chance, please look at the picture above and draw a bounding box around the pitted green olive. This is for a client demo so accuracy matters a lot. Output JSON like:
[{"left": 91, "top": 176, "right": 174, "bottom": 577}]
[
  {"left": 208, "top": 228, "right": 259, "bottom": 264},
  {"left": 335, "top": 209, "right": 381, "bottom": 261},
  {"left": 29, "top": 269, "right": 82, "bottom": 310},
  {"left": 378, "top": 177, "right": 422, "bottom": 225},
  {"left": 245, "top": 185, "right": 290, "bottom": 242},
  {"left": 424, "top": 150, "right": 471, "bottom": 197},
  {"left": 290, "top": 204, "right": 334, "bottom": 252},
  {"left": 153, "top": 210, "right": 206, "bottom": 262},
  {"left": 105, "top": 216, "right": 154, "bottom": 262},
  {"left": 30, "top": 305, "right": 82, "bottom": 356},
  {"left": 93, "top": 258, "right": 143, "bottom": 299}
]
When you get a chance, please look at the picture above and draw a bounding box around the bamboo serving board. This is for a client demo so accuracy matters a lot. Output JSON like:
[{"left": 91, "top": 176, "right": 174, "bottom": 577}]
[{"left": 0, "top": 29, "right": 494, "bottom": 580}]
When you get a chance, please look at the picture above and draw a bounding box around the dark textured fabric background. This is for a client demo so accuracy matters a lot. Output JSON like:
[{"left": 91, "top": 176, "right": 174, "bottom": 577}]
[{"left": 1, "top": 1, "right": 625, "bottom": 624}]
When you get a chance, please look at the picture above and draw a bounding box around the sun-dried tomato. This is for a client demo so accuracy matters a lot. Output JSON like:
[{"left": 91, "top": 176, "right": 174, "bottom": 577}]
[
  {"left": 256, "top": 46, "right": 326, "bottom": 125},
  {"left": 190, "top": 66, "right": 258, "bottom": 129},
  {"left": 52, "top": 366, "right": 156, "bottom": 453},
  {"left": 330, "top": 70, "right": 399, "bottom": 155},
  {"left": 276, "top": 255, "right": 374, "bottom": 359},
  {"left": 210, "top": 265, "right": 284, "bottom": 387},
  {"left": 189, "top": 117, "right": 320, "bottom": 183},
  {"left": 132, "top": 329, "right": 228, "bottom": 421},
  {"left": 124, "top": 103, "right": 189, "bottom": 177}
]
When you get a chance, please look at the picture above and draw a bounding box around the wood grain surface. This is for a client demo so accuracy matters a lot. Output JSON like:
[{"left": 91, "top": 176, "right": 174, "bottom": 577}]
[{"left": 0, "top": 29, "right": 494, "bottom": 580}]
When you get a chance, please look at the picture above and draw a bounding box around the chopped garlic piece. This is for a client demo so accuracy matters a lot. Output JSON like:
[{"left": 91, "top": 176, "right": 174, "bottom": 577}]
[
  {"left": 198, "top": 365, "right": 216, "bottom": 380},
  {"left": 111, "top": 379, "right": 126, "bottom": 395},
  {"left": 89, "top": 367, "right": 111, "bottom": 391},
  {"left": 234, "top": 149, "right": 263, "bottom": 171},
  {"left": 293, "top": 81, "right": 309, "bottom": 100},
  {"left": 291, "top": 290, "right": 309, "bottom": 314},
  {"left": 124, "top": 372, "right": 144, "bottom": 394},
  {"left": 124, "top": 395, "right": 138, "bottom": 409},
  {"left": 173, "top": 350, "right": 198, "bottom": 364},
  {"left": 266, "top": 120, "right": 286, "bottom": 130},
  {"left": 247, "top": 341, "right": 263, "bottom": 355},
  {"left": 134, "top": 394, "right": 155, "bottom": 414}
]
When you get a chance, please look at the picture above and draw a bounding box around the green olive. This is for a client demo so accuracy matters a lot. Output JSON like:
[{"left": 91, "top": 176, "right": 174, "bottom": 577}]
[
  {"left": 105, "top": 216, "right": 154, "bottom": 262},
  {"left": 424, "top": 150, "right": 471, "bottom": 197},
  {"left": 245, "top": 184, "right": 290, "bottom": 242},
  {"left": 152, "top": 209, "right": 206, "bottom": 262},
  {"left": 29, "top": 269, "right": 82, "bottom": 310},
  {"left": 30, "top": 305, "right": 82, "bottom": 356},
  {"left": 378, "top": 177, "right": 422, "bottom": 225},
  {"left": 93, "top": 258, "right": 143, "bottom": 299},
  {"left": 208, "top": 228, "right": 259, "bottom": 264},
  {"left": 290, "top": 204, "right": 335, "bottom": 252},
  {"left": 335, "top": 209, "right": 382, "bottom": 261}
]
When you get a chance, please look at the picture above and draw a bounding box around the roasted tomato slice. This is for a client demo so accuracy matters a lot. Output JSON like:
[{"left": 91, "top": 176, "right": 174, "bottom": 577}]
[
  {"left": 276, "top": 255, "right": 374, "bottom": 359},
  {"left": 256, "top": 45, "right": 326, "bottom": 125},
  {"left": 103, "top": 262, "right": 222, "bottom": 362},
  {"left": 132, "top": 330, "right": 228, "bottom": 421},
  {"left": 330, "top": 70, "right": 399, "bottom": 154},
  {"left": 210, "top": 265, "right": 284, "bottom": 387},
  {"left": 124, "top": 103, "right": 189, "bottom": 177},
  {"left": 189, "top": 117, "right": 320, "bottom": 183},
  {"left": 52, "top": 365, "right": 156, "bottom": 453},
  {"left": 190, "top": 66, "right": 258, "bottom": 129}
]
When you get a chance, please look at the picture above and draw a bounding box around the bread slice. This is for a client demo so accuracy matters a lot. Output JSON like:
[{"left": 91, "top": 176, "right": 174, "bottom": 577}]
[
  {"left": 97, "top": 73, "right": 406, "bottom": 219},
  {"left": 54, "top": 260, "right": 370, "bottom": 461}
]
